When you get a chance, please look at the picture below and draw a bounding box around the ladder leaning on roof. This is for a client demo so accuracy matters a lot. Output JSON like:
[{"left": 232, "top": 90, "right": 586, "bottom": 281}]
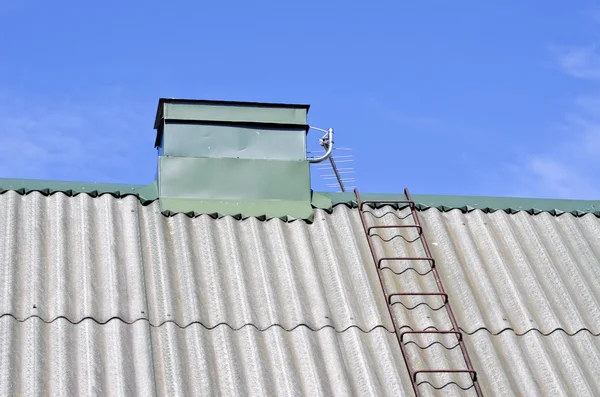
[{"left": 354, "top": 188, "right": 483, "bottom": 397}]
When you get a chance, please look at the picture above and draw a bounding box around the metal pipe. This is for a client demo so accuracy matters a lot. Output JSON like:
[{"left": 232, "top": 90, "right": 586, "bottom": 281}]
[
  {"left": 327, "top": 154, "right": 345, "bottom": 192},
  {"left": 307, "top": 127, "right": 334, "bottom": 163}
]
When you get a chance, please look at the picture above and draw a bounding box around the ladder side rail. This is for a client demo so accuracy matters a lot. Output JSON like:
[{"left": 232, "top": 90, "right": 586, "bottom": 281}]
[
  {"left": 355, "top": 189, "right": 421, "bottom": 397},
  {"left": 404, "top": 188, "right": 484, "bottom": 397}
]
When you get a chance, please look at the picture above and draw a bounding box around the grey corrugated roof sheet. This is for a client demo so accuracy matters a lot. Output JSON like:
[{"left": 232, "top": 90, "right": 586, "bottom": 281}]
[
  {"left": 0, "top": 191, "right": 598, "bottom": 396},
  {"left": 1, "top": 318, "right": 598, "bottom": 396}
]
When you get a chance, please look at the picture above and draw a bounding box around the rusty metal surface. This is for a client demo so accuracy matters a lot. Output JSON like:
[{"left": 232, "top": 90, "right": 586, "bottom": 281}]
[{"left": 0, "top": 191, "right": 599, "bottom": 395}]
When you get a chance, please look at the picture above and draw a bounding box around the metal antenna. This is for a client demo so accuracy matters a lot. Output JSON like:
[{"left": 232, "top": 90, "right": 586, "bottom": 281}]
[
  {"left": 327, "top": 152, "right": 345, "bottom": 192},
  {"left": 308, "top": 126, "right": 355, "bottom": 192},
  {"left": 310, "top": 150, "right": 355, "bottom": 193},
  {"left": 307, "top": 127, "right": 334, "bottom": 163}
]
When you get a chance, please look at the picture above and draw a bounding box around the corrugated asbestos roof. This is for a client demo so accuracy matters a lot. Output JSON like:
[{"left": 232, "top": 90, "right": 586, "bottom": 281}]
[{"left": 0, "top": 191, "right": 599, "bottom": 396}]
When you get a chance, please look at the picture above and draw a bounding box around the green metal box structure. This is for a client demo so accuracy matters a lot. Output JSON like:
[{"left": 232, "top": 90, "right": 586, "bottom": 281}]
[{"left": 154, "top": 98, "right": 314, "bottom": 219}]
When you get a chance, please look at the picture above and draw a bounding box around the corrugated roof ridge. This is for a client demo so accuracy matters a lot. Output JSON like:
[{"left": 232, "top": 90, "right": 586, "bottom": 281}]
[
  {"left": 326, "top": 194, "right": 600, "bottom": 218},
  {"left": 1, "top": 177, "right": 599, "bottom": 218}
]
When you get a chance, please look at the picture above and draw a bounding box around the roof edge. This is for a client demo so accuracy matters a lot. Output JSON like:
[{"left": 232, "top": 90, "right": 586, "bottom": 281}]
[
  {"left": 154, "top": 97, "right": 311, "bottom": 130},
  {"left": 0, "top": 178, "right": 159, "bottom": 204},
  {"left": 321, "top": 192, "right": 600, "bottom": 217},
  {"left": 1, "top": 178, "right": 599, "bottom": 219}
]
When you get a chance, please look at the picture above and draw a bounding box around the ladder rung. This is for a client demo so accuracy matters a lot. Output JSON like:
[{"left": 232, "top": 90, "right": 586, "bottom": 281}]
[
  {"left": 378, "top": 257, "right": 435, "bottom": 268},
  {"left": 362, "top": 210, "right": 412, "bottom": 220},
  {"left": 413, "top": 369, "right": 477, "bottom": 383},
  {"left": 359, "top": 199, "right": 415, "bottom": 210},
  {"left": 388, "top": 292, "right": 448, "bottom": 305},
  {"left": 367, "top": 224, "right": 422, "bottom": 235},
  {"left": 400, "top": 330, "right": 462, "bottom": 342}
]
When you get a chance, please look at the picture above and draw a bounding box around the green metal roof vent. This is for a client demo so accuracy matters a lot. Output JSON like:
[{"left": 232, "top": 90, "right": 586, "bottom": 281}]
[{"left": 154, "top": 98, "right": 322, "bottom": 219}]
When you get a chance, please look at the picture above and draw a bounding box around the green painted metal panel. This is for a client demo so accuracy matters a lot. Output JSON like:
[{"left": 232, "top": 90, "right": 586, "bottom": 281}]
[
  {"left": 153, "top": 98, "right": 313, "bottom": 219},
  {"left": 161, "top": 123, "right": 307, "bottom": 160},
  {"left": 160, "top": 197, "right": 313, "bottom": 220},
  {"left": 156, "top": 99, "right": 309, "bottom": 128},
  {"left": 158, "top": 157, "right": 311, "bottom": 219},
  {"left": 310, "top": 191, "right": 333, "bottom": 209},
  {"left": 158, "top": 157, "right": 310, "bottom": 202}
]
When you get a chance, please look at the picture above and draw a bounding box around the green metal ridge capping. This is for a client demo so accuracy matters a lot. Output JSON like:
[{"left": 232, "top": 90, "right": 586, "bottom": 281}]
[
  {"left": 0, "top": 178, "right": 330, "bottom": 221},
  {"left": 0, "top": 178, "right": 158, "bottom": 204},
  {"left": 320, "top": 192, "right": 600, "bottom": 217},
  {"left": 1, "top": 178, "right": 599, "bottom": 218}
]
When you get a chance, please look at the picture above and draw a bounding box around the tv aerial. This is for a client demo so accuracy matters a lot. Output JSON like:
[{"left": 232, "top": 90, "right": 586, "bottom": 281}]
[{"left": 307, "top": 126, "right": 355, "bottom": 192}]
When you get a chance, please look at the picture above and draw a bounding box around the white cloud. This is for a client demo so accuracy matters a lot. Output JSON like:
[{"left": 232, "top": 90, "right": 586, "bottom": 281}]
[
  {"left": 504, "top": 96, "right": 600, "bottom": 199},
  {"left": 518, "top": 155, "right": 599, "bottom": 199},
  {"left": 500, "top": 31, "right": 600, "bottom": 199},
  {"left": 0, "top": 93, "right": 155, "bottom": 183},
  {"left": 551, "top": 44, "right": 600, "bottom": 80}
]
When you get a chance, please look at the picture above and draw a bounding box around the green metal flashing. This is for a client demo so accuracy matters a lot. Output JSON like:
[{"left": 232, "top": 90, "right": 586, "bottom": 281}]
[
  {"left": 310, "top": 191, "right": 333, "bottom": 209},
  {"left": 320, "top": 192, "right": 600, "bottom": 217},
  {"left": 0, "top": 178, "right": 158, "bottom": 204},
  {"left": 0, "top": 178, "right": 331, "bottom": 221},
  {"left": 1, "top": 178, "right": 599, "bottom": 219},
  {"left": 150, "top": 191, "right": 330, "bottom": 221},
  {"left": 157, "top": 157, "right": 314, "bottom": 220},
  {"left": 160, "top": 198, "right": 313, "bottom": 221}
]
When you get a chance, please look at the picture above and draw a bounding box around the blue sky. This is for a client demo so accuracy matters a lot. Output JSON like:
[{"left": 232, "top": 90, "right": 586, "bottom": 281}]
[{"left": 1, "top": 1, "right": 599, "bottom": 199}]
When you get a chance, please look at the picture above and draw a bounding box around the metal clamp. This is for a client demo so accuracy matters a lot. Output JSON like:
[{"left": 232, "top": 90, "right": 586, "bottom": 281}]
[{"left": 307, "top": 126, "right": 334, "bottom": 163}]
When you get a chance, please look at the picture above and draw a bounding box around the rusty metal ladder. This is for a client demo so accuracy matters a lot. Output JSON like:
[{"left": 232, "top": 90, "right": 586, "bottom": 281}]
[{"left": 355, "top": 188, "right": 483, "bottom": 397}]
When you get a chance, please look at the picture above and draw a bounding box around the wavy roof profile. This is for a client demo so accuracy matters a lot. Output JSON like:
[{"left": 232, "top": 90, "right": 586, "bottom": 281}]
[
  {"left": 0, "top": 183, "right": 598, "bottom": 396},
  {"left": 1, "top": 177, "right": 599, "bottom": 219}
]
